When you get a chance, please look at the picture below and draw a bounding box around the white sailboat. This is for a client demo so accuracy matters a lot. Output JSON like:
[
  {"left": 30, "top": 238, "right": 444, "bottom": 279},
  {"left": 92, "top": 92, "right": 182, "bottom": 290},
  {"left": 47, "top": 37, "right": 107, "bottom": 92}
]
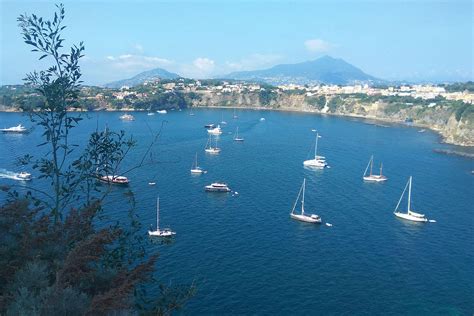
[
  {"left": 363, "top": 155, "right": 387, "bottom": 182},
  {"left": 233, "top": 108, "right": 238, "bottom": 119},
  {"left": 303, "top": 132, "right": 327, "bottom": 168},
  {"left": 148, "top": 197, "right": 176, "bottom": 237},
  {"left": 220, "top": 113, "right": 227, "bottom": 125},
  {"left": 233, "top": 127, "right": 244, "bottom": 142},
  {"left": 191, "top": 152, "right": 206, "bottom": 174},
  {"left": 290, "top": 178, "right": 322, "bottom": 224},
  {"left": 205, "top": 135, "right": 221, "bottom": 154},
  {"left": 394, "top": 176, "right": 428, "bottom": 222}
]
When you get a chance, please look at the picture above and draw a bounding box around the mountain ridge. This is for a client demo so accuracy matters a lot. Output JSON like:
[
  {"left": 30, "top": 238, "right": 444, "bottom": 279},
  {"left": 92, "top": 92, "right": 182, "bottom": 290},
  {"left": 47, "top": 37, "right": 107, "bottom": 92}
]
[
  {"left": 104, "top": 68, "right": 180, "bottom": 88},
  {"left": 220, "top": 55, "right": 381, "bottom": 85}
]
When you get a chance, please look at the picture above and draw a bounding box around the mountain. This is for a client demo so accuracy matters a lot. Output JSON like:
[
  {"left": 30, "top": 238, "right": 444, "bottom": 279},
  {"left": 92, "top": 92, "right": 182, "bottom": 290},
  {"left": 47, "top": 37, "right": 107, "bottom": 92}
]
[
  {"left": 104, "top": 68, "right": 180, "bottom": 88},
  {"left": 222, "top": 56, "right": 380, "bottom": 85}
]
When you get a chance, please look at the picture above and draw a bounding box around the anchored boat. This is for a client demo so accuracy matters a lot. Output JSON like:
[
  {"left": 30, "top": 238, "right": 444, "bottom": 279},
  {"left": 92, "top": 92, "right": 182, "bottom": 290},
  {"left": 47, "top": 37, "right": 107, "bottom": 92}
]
[{"left": 290, "top": 178, "right": 322, "bottom": 224}]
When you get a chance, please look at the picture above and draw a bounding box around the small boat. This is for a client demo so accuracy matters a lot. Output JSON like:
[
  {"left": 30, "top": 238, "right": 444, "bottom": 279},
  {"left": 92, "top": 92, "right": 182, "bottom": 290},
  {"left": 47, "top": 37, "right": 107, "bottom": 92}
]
[
  {"left": 205, "top": 182, "right": 231, "bottom": 192},
  {"left": 303, "top": 132, "right": 327, "bottom": 168},
  {"left": 1, "top": 124, "right": 28, "bottom": 134},
  {"left": 190, "top": 153, "right": 206, "bottom": 174},
  {"left": 147, "top": 112, "right": 155, "bottom": 116},
  {"left": 17, "top": 171, "right": 32, "bottom": 181},
  {"left": 418, "top": 129, "right": 426, "bottom": 133},
  {"left": 119, "top": 113, "right": 135, "bottom": 121},
  {"left": 148, "top": 182, "right": 156, "bottom": 186},
  {"left": 156, "top": 110, "right": 167, "bottom": 114},
  {"left": 290, "top": 178, "right": 322, "bottom": 224},
  {"left": 394, "top": 176, "right": 428, "bottom": 222},
  {"left": 233, "top": 127, "right": 244, "bottom": 142},
  {"left": 205, "top": 135, "right": 221, "bottom": 154},
  {"left": 204, "top": 123, "right": 215, "bottom": 129},
  {"left": 99, "top": 175, "right": 130, "bottom": 185},
  {"left": 148, "top": 197, "right": 176, "bottom": 237},
  {"left": 233, "top": 108, "right": 238, "bottom": 119},
  {"left": 207, "top": 125, "right": 223, "bottom": 135},
  {"left": 363, "top": 155, "right": 387, "bottom": 182},
  {"left": 189, "top": 108, "right": 195, "bottom": 116},
  {"left": 260, "top": 117, "right": 265, "bottom": 121},
  {"left": 220, "top": 113, "right": 227, "bottom": 125}
]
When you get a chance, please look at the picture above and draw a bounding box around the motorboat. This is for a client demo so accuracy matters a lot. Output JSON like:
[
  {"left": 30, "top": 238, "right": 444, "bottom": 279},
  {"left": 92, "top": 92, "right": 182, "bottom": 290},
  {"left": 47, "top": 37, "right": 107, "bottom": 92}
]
[
  {"left": 204, "top": 124, "right": 215, "bottom": 129},
  {"left": 119, "top": 113, "right": 135, "bottom": 121},
  {"left": 99, "top": 175, "right": 130, "bottom": 185},
  {"left": 205, "top": 182, "right": 231, "bottom": 192},
  {"left": 157, "top": 110, "right": 167, "bottom": 114},
  {"left": 1, "top": 124, "right": 28, "bottom": 134},
  {"left": 17, "top": 171, "right": 32, "bottom": 181},
  {"left": 207, "top": 125, "right": 222, "bottom": 135}
]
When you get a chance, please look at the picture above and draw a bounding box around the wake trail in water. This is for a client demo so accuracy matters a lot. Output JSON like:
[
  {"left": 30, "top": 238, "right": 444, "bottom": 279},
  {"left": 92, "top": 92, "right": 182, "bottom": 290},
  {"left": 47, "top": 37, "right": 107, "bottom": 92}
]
[{"left": 0, "top": 168, "right": 25, "bottom": 181}]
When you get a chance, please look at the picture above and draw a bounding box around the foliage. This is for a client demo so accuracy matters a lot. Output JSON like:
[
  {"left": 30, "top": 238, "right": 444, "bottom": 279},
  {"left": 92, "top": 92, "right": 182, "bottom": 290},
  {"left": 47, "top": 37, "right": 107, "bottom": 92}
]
[
  {"left": 0, "top": 4, "right": 195, "bottom": 315},
  {"left": 258, "top": 89, "right": 277, "bottom": 106},
  {"left": 443, "top": 81, "right": 474, "bottom": 93}
]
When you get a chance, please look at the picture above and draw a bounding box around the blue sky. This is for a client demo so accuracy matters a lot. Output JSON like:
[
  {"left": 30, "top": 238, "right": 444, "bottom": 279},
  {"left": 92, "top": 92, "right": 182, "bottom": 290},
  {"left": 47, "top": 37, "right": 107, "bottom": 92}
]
[{"left": 1, "top": 0, "right": 473, "bottom": 85}]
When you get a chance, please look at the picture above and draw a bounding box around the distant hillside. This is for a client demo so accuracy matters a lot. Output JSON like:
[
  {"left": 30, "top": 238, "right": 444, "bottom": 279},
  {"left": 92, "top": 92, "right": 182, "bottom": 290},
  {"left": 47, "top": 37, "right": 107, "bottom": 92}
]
[
  {"left": 104, "top": 68, "right": 180, "bottom": 88},
  {"left": 222, "top": 56, "right": 381, "bottom": 85}
]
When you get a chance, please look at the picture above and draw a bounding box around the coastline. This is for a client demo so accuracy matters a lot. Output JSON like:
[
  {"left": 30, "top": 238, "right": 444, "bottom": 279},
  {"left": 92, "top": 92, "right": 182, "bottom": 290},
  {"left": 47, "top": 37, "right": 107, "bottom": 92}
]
[
  {"left": 194, "top": 105, "right": 474, "bottom": 150},
  {"left": 1, "top": 105, "right": 473, "bottom": 152}
]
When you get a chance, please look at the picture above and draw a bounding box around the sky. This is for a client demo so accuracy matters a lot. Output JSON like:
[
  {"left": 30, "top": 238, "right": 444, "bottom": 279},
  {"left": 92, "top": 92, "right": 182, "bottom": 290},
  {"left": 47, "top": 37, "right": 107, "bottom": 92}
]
[{"left": 1, "top": 0, "right": 473, "bottom": 85}]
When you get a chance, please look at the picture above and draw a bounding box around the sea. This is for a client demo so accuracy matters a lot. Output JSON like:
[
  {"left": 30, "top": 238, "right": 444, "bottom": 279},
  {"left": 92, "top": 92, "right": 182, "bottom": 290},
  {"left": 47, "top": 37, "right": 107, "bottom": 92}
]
[{"left": 1, "top": 109, "right": 473, "bottom": 315}]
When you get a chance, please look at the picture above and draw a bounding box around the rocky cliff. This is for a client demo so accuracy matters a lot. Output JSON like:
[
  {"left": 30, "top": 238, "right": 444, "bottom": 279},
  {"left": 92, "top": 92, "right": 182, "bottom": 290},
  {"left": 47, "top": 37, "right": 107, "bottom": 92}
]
[{"left": 190, "top": 91, "right": 474, "bottom": 147}]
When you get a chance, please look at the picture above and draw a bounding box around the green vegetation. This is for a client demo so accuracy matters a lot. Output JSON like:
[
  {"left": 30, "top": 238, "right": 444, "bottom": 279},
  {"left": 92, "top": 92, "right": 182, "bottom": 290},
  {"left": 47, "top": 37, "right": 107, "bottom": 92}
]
[
  {"left": 443, "top": 81, "right": 474, "bottom": 93},
  {"left": 0, "top": 5, "right": 194, "bottom": 314}
]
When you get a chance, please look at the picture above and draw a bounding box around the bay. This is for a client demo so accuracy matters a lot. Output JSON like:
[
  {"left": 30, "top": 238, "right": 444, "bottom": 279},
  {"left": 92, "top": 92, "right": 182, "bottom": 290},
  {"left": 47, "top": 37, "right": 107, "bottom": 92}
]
[{"left": 0, "top": 109, "right": 473, "bottom": 315}]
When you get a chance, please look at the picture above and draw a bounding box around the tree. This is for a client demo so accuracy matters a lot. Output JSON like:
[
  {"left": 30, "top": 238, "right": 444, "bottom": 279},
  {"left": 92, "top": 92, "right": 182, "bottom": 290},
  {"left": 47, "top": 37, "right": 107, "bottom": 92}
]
[{"left": 0, "top": 4, "right": 195, "bottom": 314}]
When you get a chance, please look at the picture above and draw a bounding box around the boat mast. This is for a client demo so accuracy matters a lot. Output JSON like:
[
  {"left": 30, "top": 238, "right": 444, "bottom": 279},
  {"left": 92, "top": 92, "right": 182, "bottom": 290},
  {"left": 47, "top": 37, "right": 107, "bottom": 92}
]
[
  {"left": 407, "top": 176, "right": 412, "bottom": 212},
  {"left": 195, "top": 152, "right": 198, "bottom": 168},
  {"left": 379, "top": 163, "right": 383, "bottom": 176},
  {"left": 156, "top": 197, "right": 160, "bottom": 231},
  {"left": 369, "top": 155, "right": 373, "bottom": 176},
  {"left": 314, "top": 133, "right": 319, "bottom": 158},
  {"left": 301, "top": 178, "right": 306, "bottom": 215}
]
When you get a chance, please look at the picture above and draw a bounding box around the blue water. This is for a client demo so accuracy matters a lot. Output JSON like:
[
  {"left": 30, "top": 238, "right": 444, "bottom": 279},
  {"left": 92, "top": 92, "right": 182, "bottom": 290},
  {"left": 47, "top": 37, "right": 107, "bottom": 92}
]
[{"left": 1, "top": 109, "right": 473, "bottom": 315}]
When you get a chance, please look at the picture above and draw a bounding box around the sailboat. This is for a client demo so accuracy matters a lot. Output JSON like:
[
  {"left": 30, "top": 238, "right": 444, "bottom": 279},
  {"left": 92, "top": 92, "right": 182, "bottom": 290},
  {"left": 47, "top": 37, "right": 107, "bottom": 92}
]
[
  {"left": 290, "top": 178, "right": 322, "bottom": 224},
  {"left": 303, "top": 132, "right": 327, "bottom": 168},
  {"left": 148, "top": 197, "right": 176, "bottom": 237},
  {"left": 205, "top": 134, "right": 221, "bottom": 154},
  {"left": 363, "top": 155, "right": 387, "bottom": 182},
  {"left": 394, "top": 176, "right": 428, "bottom": 222},
  {"left": 233, "top": 127, "right": 244, "bottom": 142},
  {"left": 190, "top": 152, "right": 206, "bottom": 174},
  {"left": 233, "top": 108, "right": 238, "bottom": 119},
  {"left": 189, "top": 107, "right": 195, "bottom": 116},
  {"left": 220, "top": 113, "right": 227, "bottom": 125}
]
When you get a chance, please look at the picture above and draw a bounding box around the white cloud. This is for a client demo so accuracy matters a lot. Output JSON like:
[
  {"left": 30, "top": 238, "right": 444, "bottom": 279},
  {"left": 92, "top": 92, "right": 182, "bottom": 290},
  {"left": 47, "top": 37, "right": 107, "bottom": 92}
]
[
  {"left": 104, "top": 54, "right": 174, "bottom": 73},
  {"left": 304, "top": 39, "right": 332, "bottom": 53},
  {"left": 193, "top": 57, "right": 215, "bottom": 72}
]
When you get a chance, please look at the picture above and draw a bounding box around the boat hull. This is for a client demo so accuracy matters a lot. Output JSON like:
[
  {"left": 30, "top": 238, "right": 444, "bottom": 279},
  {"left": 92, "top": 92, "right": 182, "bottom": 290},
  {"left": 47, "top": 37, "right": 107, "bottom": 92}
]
[
  {"left": 191, "top": 169, "right": 206, "bottom": 174},
  {"left": 205, "top": 148, "right": 221, "bottom": 154},
  {"left": 303, "top": 159, "right": 327, "bottom": 168},
  {"left": 148, "top": 230, "right": 176, "bottom": 237},
  {"left": 363, "top": 175, "right": 388, "bottom": 182},
  {"left": 394, "top": 212, "right": 428, "bottom": 222},
  {"left": 290, "top": 213, "right": 322, "bottom": 224}
]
